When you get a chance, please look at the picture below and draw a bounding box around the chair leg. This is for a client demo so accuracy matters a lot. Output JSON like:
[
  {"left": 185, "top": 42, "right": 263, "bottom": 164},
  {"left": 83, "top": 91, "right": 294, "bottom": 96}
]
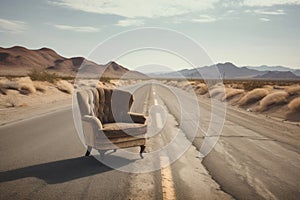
[
  {"left": 85, "top": 146, "right": 92, "bottom": 156},
  {"left": 140, "top": 145, "right": 146, "bottom": 159},
  {"left": 98, "top": 150, "right": 106, "bottom": 160}
]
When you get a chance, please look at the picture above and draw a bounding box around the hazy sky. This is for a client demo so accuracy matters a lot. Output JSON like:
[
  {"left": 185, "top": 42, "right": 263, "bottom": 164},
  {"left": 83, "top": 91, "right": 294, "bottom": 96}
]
[{"left": 0, "top": 0, "right": 300, "bottom": 70}]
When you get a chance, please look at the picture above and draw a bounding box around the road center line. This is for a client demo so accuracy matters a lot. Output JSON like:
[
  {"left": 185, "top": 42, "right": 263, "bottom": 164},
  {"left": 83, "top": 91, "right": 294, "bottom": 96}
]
[
  {"left": 153, "top": 98, "right": 163, "bottom": 129},
  {"left": 160, "top": 156, "right": 176, "bottom": 200},
  {"left": 156, "top": 113, "right": 163, "bottom": 129}
]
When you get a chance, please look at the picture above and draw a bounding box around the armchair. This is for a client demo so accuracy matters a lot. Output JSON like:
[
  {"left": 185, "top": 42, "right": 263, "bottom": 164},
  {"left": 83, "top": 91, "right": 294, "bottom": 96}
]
[{"left": 76, "top": 87, "right": 147, "bottom": 159}]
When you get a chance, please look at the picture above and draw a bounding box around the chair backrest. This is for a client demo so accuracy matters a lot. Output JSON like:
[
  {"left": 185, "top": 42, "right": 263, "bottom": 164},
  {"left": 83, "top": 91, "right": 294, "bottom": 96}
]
[{"left": 77, "top": 87, "right": 133, "bottom": 124}]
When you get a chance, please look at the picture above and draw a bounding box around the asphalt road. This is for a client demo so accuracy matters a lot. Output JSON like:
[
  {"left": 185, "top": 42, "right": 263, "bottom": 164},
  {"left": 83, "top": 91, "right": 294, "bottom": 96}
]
[
  {"left": 0, "top": 82, "right": 299, "bottom": 200},
  {"left": 157, "top": 83, "right": 300, "bottom": 200}
]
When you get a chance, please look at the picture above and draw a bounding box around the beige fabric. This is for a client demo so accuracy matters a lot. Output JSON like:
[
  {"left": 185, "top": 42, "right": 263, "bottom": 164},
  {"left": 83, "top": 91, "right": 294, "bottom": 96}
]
[
  {"left": 103, "top": 122, "right": 144, "bottom": 130},
  {"left": 82, "top": 115, "right": 103, "bottom": 129},
  {"left": 100, "top": 122, "right": 147, "bottom": 139},
  {"left": 77, "top": 89, "right": 90, "bottom": 116}
]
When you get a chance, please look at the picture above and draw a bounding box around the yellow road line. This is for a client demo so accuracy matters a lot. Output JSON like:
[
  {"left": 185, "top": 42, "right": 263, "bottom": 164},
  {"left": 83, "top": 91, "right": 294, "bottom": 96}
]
[{"left": 160, "top": 156, "right": 176, "bottom": 200}]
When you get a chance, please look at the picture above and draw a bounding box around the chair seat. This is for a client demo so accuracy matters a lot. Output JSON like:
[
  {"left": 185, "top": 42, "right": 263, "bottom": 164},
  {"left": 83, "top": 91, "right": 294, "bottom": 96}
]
[
  {"left": 100, "top": 122, "right": 147, "bottom": 138},
  {"left": 103, "top": 122, "right": 145, "bottom": 130}
]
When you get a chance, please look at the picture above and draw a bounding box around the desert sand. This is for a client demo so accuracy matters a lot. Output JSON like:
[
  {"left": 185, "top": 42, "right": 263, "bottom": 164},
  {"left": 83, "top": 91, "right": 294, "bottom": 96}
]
[
  {"left": 0, "top": 77, "right": 118, "bottom": 125},
  {"left": 166, "top": 80, "right": 300, "bottom": 122}
]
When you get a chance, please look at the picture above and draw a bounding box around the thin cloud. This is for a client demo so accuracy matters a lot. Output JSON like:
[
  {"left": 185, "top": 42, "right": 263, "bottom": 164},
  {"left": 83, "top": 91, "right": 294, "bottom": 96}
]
[
  {"left": 53, "top": 24, "right": 99, "bottom": 32},
  {"left": 192, "top": 15, "right": 218, "bottom": 23},
  {"left": 253, "top": 9, "right": 285, "bottom": 15},
  {"left": 50, "top": 0, "right": 218, "bottom": 18},
  {"left": 116, "top": 19, "right": 144, "bottom": 27},
  {"left": 259, "top": 18, "right": 271, "bottom": 22},
  {"left": 243, "top": 0, "right": 300, "bottom": 7},
  {"left": 0, "top": 18, "right": 27, "bottom": 33}
]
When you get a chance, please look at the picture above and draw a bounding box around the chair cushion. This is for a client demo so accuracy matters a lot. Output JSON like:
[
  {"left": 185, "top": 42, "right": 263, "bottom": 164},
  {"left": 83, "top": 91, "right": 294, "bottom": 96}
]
[
  {"left": 100, "top": 122, "right": 147, "bottom": 138},
  {"left": 103, "top": 122, "right": 144, "bottom": 130}
]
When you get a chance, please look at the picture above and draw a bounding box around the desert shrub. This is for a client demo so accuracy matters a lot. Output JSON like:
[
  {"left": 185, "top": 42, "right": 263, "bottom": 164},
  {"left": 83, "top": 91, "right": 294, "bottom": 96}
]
[
  {"left": 209, "top": 87, "right": 225, "bottom": 99},
  {"left": 0, "top": 87, "right": 7, "bottom": 95},
  {"left": 56, "top": 80, "right": 74, "bottom": 94},
  {"left": 243, "top": 81, "right": 266, "bottom": 91},
  {"left": 3, "top": 80, "right": 19, "bottom": 90},
  {"left": 0, "top": 78, "right": 8, "bottom": 94},
  {"left": 286, "top": 86, "right": 300, "bottom": 95},
  {"left": 222, "top": 88, "right": 244, "bottom": 101},
  {"left": 17, "top": 77, "right": 36, "bottom": 94},
  {"left": 2, "top": 77, "right": 36, "bottom": 94},
  {"left": 238, "top": 88, "right": 269, "bottom": 106},
  {"left": 99, "top": 77, "right": 111, "bottom": 83},
  {"left": 167, "top": 81, "right": 178, "bottom": 87},
  {"left": 273, "top": 85, "right": 285, "bottom": 89},
  {"left": 182, "top": 83, "right": 193, "bottom": 91},
  {"left": 28, "top": 69, "right": 59, "bottom": 83},
  {"left": 4, "top": 94, "right": 19, "bottom": 107},
  {"left": 288, "top": 97, "right": 300, "bottom": 112},
  {"left": 263, "top": 85, "right": 273, "bottom": 90},
  {"left": 231, "top": 83, "right": 244, "bottom": 89},
  {"left": 195, "top": 83, "right": 208, "bottom": 95},
  {"left": 33, "top": 81, "right": 47, "bottom": 92},
  {"left": 259, "top": 91, "right": 289, "bottom": 111}
]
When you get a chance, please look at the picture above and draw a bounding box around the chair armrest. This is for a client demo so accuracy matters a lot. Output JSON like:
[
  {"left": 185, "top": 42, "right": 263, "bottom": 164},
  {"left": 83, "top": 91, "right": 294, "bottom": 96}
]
[
  {"left": 82, "top": 115, "right": 103, "bottom": 130},
  {"left": 81, "top": 115, "right": 103, "bottom": 146},
  {"left": 128, "top": 112, "right": 146, "bottom": 124}
]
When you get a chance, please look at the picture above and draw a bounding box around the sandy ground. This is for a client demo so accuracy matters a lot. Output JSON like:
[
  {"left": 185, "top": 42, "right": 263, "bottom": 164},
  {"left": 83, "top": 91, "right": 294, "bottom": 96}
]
[
  {"left": 166, "top": 80, "right": 300, "bottom": 122},
  {"left": 0, "top": 77, "right": 119, "bottom": 126},
  {"left": 0, "top": 84, "right": 72, "bottom": 126}
]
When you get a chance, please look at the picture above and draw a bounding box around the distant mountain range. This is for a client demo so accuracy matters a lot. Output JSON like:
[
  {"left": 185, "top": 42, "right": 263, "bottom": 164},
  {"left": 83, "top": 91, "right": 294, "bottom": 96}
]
[
  {"left": 0, "top": 46, "right": 146, "bottom": 79},
  {"left": 149, "top": 62, "right": 300, "bottom": 80},
  {"left": 243, "top": 65, "right": 299, "bottom": 73},
  {"left": 1, "top": 46, "right": 299, "bottom": 80}
]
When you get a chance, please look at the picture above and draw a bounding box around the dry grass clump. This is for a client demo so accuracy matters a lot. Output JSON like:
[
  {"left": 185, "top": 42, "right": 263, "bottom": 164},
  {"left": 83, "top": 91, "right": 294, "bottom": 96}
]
[
  {"left": 17, "top": 77, "right": 36, "bottom": 94},
  {"left": 182, "top": 83, "right": 193, "bottom": 91},
  {"left": 238, "top": 88, "right": 269, "bottom": 106},
  {"left": 288, "top": 97, "right": 300, "bottom": 112},
  {"left": 0, "top": 87, "right": 7, "bottom": 95},
  {"left": 263, "top": 85, "right": 273, "bottom": 90},
  {"left": 222, "top": 88, "right": 244, "bottom": 101},
  {"left": 286, "top": 86, "right": 300, "bottom": 95},
  {"left": 230, "top": 83, "right": 244, "bottom": 89},
  {"left": 3, "top": 94, "right": 19, "bottom": 107},
  {"left": 3, "top": 80, "right": 19, "bottom": 91},
  {"left": 259, "top": 91, "right": 289, "bottom": 111},
  {"left": 56, "top": 80, "right": 74, "bottom": 94},
  {"left": 33, "top": 81, "right": 47, "bottom": 93},
  {"left": 1, "top": 77, "right": 36, "bottom": 95},
  {"left": 195, "top": 83, "right": 208, "bottom": 95},
  {"left": 0, "top": 90, "right": 28, "bottom": 108},
  {"left": 167, "top": 81, "right": 178, "bottom": 87},
  {"left": 209, "top": 87, "right": 225, "bottom": 99},
  {"left": 0, "top": 78, "right": 8, "bottom": 95},
  {"left": 243, "top": 81, "right": 266, "bottom": 91},
  {"left": 28, "top": 69, "right": 59, "bottom": 83}
]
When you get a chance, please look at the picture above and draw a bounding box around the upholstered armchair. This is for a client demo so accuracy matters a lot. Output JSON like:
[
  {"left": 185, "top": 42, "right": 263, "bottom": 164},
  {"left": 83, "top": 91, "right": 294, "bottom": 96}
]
[{"left": 76, "top": 87, "right": 147, "bottom": 159}]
